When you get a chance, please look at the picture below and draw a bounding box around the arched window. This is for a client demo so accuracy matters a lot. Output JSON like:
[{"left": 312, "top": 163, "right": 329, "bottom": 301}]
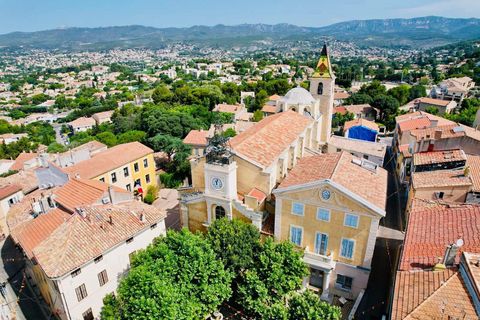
[
  {"left": 215, "top": 205, "right": 226, "bottom": 220},
  {"left": 317, "top": 83, "right": 323, "bottom": 95}
]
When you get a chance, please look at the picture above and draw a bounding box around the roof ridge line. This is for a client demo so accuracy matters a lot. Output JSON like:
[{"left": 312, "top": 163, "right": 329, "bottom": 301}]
[{"left": 330, "top": 152, "right": 345, "bottom": 180}]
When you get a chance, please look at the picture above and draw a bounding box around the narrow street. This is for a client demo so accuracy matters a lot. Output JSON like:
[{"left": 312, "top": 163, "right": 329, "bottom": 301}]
[
  {"left": 355, "top": 147, "right": 404, "bottom": 319},
  {"left": 0, "top": 237, "right": 48, "bottom": 320}
]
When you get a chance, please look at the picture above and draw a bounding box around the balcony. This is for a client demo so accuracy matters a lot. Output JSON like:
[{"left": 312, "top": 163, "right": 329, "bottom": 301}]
[{"left": 303, "top": 248, "right": 336, "bottom": 271}]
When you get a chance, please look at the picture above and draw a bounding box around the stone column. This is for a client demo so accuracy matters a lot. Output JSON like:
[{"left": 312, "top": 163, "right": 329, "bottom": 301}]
[{"left": 320, "top": 270, "right": 331, "bottom": 301}]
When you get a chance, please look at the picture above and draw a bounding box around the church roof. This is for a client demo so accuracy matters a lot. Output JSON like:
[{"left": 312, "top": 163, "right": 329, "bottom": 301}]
[
  {"left": 312, "top": 44, "right": 334, "bottom": 79},
  {"left": 280, "top": 87, "right": 316, "bottom": 105}
]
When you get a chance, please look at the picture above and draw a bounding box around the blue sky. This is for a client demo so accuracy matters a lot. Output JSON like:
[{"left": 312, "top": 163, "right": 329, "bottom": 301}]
[{"left": 0, "top": 0, "right": 479, "bottom": 34}]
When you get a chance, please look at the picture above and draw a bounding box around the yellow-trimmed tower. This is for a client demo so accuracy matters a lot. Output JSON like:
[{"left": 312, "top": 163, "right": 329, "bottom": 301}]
[{"left": 310, "top": 44, "right": 335, "bottom": 144}]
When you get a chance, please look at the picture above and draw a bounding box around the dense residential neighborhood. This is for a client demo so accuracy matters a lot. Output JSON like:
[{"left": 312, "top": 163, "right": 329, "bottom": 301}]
[{"left": 0, "top": 3, "right": 479, "bottom": 319}]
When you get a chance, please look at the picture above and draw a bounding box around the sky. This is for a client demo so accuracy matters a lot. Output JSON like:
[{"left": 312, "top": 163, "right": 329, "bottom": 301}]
[{"left": 0, "top": 0, "right": 479, "bottom": 34}]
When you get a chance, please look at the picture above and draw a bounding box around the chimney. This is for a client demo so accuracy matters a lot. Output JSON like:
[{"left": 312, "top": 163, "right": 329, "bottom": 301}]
[
  {"left": 108, "top": 185, "right": 116, "bottom": 204},
  {"left": 434, "top": 129, "right": 442, "bottom": 140},
  {"left": 108, "top": 215, "right": 113, "bottom": 225},
  {"left": 76, "top": 207, "right": 87, "bottom": 218},
  {"left": 75, "top": 173, "right": 80, "bottom": 179},
  {"left": 139, "top": 213, "right": 145, "bottom": 223}
]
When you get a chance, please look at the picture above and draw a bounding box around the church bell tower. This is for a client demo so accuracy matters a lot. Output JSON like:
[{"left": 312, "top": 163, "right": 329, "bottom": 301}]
[{"left": 309, "top": 44, "right": 335, "bottom": 144}]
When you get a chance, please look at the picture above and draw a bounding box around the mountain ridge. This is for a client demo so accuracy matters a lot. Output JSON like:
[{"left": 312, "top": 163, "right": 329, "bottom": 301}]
[{"left": 1, "top": 16, "right": 479, "bottom": 50}]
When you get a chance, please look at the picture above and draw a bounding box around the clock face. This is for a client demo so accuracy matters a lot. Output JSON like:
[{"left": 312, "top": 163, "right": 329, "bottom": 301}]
[
  {"left": 321, "top": 189, "right": 331, "bottom": 200},
  {"left": 211, "top": 177, "right": 224, "bottom": 190}
]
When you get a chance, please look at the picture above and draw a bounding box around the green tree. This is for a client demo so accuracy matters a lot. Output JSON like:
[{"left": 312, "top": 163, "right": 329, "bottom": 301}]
[
  {"left": 117, "top": 130, "right": 146, "bottom": 144},
  {"left": 222, "top": 127, "right": 236, "bottom": 138},
  {"left": 95, "top": 131, "right": 117, "bottom": 147},
  {"left": 253, "top": 110, "right": 264, "bottom": 122},
  {"left": 372, "top": 94, "right": 400, "bottom": 125},
  {"left": 408, "top": 85, "right": 427, "bottom": 101},
  {"left": 237, "top": 238, "right": 309, "bottom": 317},
  {"left": 47, "top": 142, "right": 66, "bottom": 153},
  {"left": 425, "top": 106, "right": 439, "bottom": 115},
  {"left": 388, "top": 85, "right": 410, "bottom": 106},
  {"left": 152, "top": 85, "right": 174, "bottom": 104},
  {"left": 344, "top": 93, "right": 373, "bottom": 105},
  {"left": 206, "top": 218, "right": 260, "bottom": 274},
  {"left": 358, "top": 80, "right": 387, "bottom": 98},
  {"left": 288, "top": 290, "right": 341, "bottom": 320},
  {"left": 101, "top": 229, "right": 233, "bottom": 320}
]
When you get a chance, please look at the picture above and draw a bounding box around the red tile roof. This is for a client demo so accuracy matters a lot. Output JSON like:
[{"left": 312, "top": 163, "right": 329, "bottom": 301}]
[
  {"left": 213, "top": 104, "right": 242, "bottom": 113},
  {"left": 183, "top": 129, "right": 209, "bottom": 146},
  {"left": 333, "top": 106, "right": 347, "bottom": 115},
  {"left": 399, "top": 144, "right": 412, "bottom": 158},
  {"left": 409, "top": 124, "right": 465, "bottom": 141},
  {"left": 261, "top": 105, "right": 277, "bottom": 114},
  {"left": 344, "top": 118, "right": 379, "bottom": 132},
  {"left": 0, "top": 184, "right": 22, "bottom": 200},
  {"left": 11, "top": 152, "right": 38, "bottom": 171},
  {"left": 413, "top": 149, "right": 466, "bottom": 166},
  {"left": 247, "top": 188, "right": 267, "bottom": 203},
  {"left": 64, "top": 142, "right": 153, "bottom": 179},
  {"left": 466, "top": 155, "right": 480, "bottom": 192},
  {"left": 412, "top": 169, "right": 472, "bottom": 189},
  {"left": 277, "top": 152, "right": 388, "bottom": 211},
  {"left": 391, "top": 268, "right": 477, "bottom": 320},
  {"left": 54, "top": 178, "right": 129, "bottom": 212},
  {"left": 32, "top": 201, "right": 166, "bottom": 277},
  {"left": 417, "top": 97, "right": 452, "bottom": 107},
  {"left": 230, "top": 110, "right": 312, "bottom": 168},
  {"left": 398, "top": 117, "right": 432, "bottom": 133},
  {"left": 15, "top": 208, "right": 70, "bottom": 258},
  {"left": 400, "top": 200, "right": 480, "bottom": 271}
]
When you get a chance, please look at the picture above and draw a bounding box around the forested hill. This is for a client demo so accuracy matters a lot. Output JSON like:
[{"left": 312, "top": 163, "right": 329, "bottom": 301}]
[{"left": 0, "top": 16, "right": 479, "bottom": 50}]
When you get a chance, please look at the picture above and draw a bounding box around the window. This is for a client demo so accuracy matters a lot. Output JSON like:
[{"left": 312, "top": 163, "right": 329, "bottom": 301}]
[
  {"left": 126, "top": 237, "right": 133, "bottom": 244},
  {"left": 111, "top": 172, "right": 117, "bottom": 183},
  {"left": 94, "top": 255, "right": 103, "bottom": 263},
  {"left": 344, "top": 214, "right": 359, "bottom": 228},
  {"left": 317, "top": 82, "right": 323, "bottom": 95},
  {"left": 123, "top": 167, "right": 129, "bottom": 177},
  {"left": 71, "top": 268, "right": 81, "bottom": 278},
  {"left": 145, "top": 174, "right": 150, "bottom": 184},
  {"left": 75, "top": 284, "right": 88, "bottom": 302},
  {"left": 340, "top": 238, "right": 355, "bottom": 259},
  {"left": 436, "top": 191, "right": 445, "bottom": 199},
  {"left": 143, "top": 158, "right": 148, "bottom": 168},
  {"left": 363, "top": 154, "right": 369, "bottom": 160},
  {"left": 82, "top": 308, "right": 94, "bottom": 320},
  {"left": 316, "top": 208, "right": 330, "bottom": 221},
  {"left": 99, "top": 177, "right": 105, "bottom": 182},
  {"left": 290, "top": 225, "right": 303, "bottom": 246},
  {"left": 336, "top": 274, "right": 353, "bottom": 291},
  {"left": 291, "top": 202, "right": 304, "bottom": 216},
  {"left": 134, "top": 162, "right": 139, "bottom": 172},
  {"left": 135, "top": 179, "right": 141, "bottom": 187},
  {"left": 315, "top": 233, "right": 328, "bottom": 255},
  {"left": 8, "top": 198, "right": 16, "bottom": 206},
  {"left": 150, "top": 223, "right": 157, "bottom": 229},
  {"left": 98, "top": 270, "right": 108, "bottom": 286},
  {"left": 336, "top": 148, "right": 341, "bottom": 152},
  {"left": 215, "top": 206, "right": 226, "bottom": 220},
  {"left": 126, "top": 184, "right": 131, "bottom": 192}
]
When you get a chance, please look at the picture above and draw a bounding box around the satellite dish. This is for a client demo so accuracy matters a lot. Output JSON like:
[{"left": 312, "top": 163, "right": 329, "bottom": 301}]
[{"left": 456, "top": 238, "right": 464, "bottom": 247}]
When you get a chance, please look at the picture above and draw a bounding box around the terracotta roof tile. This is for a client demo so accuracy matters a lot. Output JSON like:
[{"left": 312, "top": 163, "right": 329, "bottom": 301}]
[
  {"left": 399, "top": 144, "right": 412, "bottom": 158},
  {"left": 213, "top": 104, "right": 242, "bottom": 113},
  {"left": 247, "top": 188, "right": 267, "bottom": 203},
  {"left": 278, "top": 152, "right": 387, "bottom": 210},
  {"left": 409, "top": 124, "right": 465, "bottom": 141},
  {"left": 63, "top": 142, "right": 153, "bottom": 179},
  {"left": 0, "top": 184, "right": 22, "bottom": 200},
  {"left": 417, "top": 97, "right": 452, "bottom": 107},
  {"left": 413, "top": 149, "right": 466, "bottom": 166},
  {"left": 261, "top": 105, "right": 277, "bottom": 113},
  {"left": 32, "top": 201, "right": 166, "bottom": 277},
  {"left": 344, "top": 118, "right": 379, "bottom": 132},
  {"left": 11, "top": 152, "right": 38, "bottom": 171},
  {"left": 400, "top": 200, "right": 480, "bottom": 271},
  {"left": 334, "top": 92, "right": 350, "bottom": 100},
  {"left": 391, "top": 268, "right": 477, "bottom": 320},
  {"left": 183, "top": 129, "right": 209, "bottom": 146},
  {"left": 466, "top": 155, "right": 480, "bottom": 192},
  {"left": 68, "top": 117, "right": 96, "bottom": 127},
  {"left": 398, "top": 117, "right": 432, "bottom": 133},
  {"left": 411, "top": 169, "right": 472, "bottom": 189},
  {"left": 230, "top": 110, "right": 312, "bottom": 168},
  {"left": 333, "top": 106, "right": 347, "bottom": 115}
]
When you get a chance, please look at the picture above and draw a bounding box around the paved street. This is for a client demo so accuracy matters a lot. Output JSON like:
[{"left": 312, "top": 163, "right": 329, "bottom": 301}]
[
  {"left": 0, "top": 237, "right": 47, "bottom": 320},
  {"left": 355, "top": 147, "right": 404, "bottom": 319}
]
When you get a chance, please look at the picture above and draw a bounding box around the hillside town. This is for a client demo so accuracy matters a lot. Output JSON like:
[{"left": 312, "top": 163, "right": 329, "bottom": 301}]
[{"left": 0, "top": 14, "right": 479, "bottom": 320}]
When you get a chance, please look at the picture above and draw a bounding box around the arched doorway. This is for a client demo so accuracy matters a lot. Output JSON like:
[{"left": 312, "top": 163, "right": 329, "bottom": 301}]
[{"left": 215, "top": 205, "right": 226, "bottom": 220}]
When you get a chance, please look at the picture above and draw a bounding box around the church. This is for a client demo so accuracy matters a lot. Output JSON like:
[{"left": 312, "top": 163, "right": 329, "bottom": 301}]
[
  {"left": 181, "top": 44, "right": 335, "bottom": 232},
  {"left": 180, "top": 45, "right": 387, "bottom": 301}
]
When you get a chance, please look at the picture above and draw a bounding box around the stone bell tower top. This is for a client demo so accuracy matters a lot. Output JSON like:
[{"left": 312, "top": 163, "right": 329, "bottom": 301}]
[{"left": 311, "top": 44, "right": 335, "bottom": 80}]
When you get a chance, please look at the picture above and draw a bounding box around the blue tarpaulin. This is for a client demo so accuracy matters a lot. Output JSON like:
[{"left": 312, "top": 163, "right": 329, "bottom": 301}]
[{"left": 348, "top": 125, "right": 377, "bottom": 142}]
